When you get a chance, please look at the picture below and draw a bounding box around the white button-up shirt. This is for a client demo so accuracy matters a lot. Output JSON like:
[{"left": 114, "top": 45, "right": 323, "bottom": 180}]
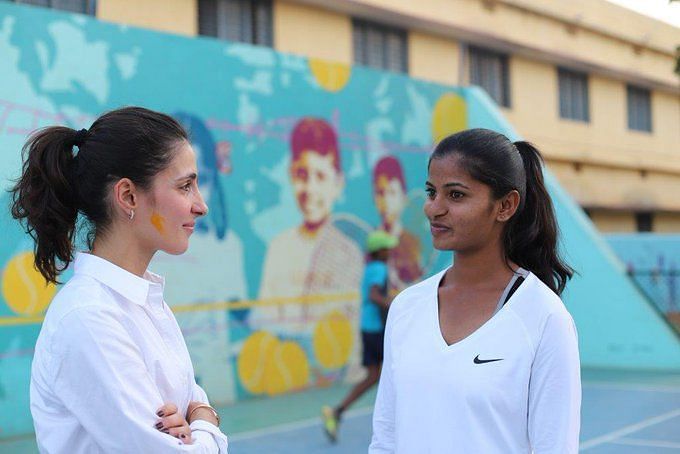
[{"left": 30, "top": 253, "right": 229, "bottom": 453}]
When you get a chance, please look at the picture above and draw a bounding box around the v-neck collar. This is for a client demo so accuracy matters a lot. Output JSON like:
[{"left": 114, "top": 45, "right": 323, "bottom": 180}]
[{"left": 432, "top": 267, "right": 533, "bottom": 351}]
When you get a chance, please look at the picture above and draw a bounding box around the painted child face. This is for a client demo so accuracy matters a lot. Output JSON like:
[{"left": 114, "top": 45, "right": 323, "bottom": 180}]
[
  {"left": 424, "top": 155, "right": 501, "bottom": 253},
  {"left": 138, "top": 141, "right": 208, "bottom": 255},
  {"left": 374, "top": 174, "right": 407, "bottom": 227},
  {"left": 290, "top": 150, "right": 343, "bottom": 225}
]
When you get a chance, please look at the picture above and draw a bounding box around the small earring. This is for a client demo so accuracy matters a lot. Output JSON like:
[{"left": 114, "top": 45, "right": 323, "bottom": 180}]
[{"left": 129, "top": 210, "right": 135, "bottom": 221}]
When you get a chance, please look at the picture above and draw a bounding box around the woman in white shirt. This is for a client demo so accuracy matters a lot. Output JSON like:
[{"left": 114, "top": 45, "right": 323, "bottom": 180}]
[
  {"left": 11, "top": 107, "right": 229, "bottom": 453},
  {"left": 370, "top": 129, "right": 581, "bottom": 453}
]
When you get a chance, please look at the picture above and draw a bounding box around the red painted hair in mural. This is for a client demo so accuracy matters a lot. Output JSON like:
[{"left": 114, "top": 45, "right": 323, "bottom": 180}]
[
  {"left": 373, "top": 155, "right": 406, "bottom": 191},
  {"left": 290, "top": 117, "right": 341, "bottom": 172}
]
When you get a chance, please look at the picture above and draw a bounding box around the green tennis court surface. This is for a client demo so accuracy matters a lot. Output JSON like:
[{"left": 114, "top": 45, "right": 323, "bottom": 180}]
[{"left": 3, "top": 368, "right": 679, "bottom": 453}]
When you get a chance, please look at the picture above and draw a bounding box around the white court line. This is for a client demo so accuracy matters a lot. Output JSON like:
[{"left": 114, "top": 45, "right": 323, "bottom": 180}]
[
  {"left": 579, "top": 408, "right": 680, "bottom": 450},
  {"left": 613, "top": 437, "right": 680, "bottom": 449},
  {"left": 228, "top": 406, "right": 373, "bottom": 442}
]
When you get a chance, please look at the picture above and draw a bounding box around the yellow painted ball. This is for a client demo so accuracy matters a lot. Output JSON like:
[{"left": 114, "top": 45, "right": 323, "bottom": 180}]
[
  {"left": 313, "top": 310, "right": 353, "bottom": 369},
  {"left": 264, "top": 340, "right": 310, "bottom": 396},
  {"left": 237, "top": 331, "right": 280, "bottom": 395},
  {"left": 309, "top": 58, "right": 352, "bottom": 93},
  {"left": 431, "top": 92, "right": 467, "bottom": 143},
  {"left": 2, "top": 251, "right": 56, "bottom": 316}
]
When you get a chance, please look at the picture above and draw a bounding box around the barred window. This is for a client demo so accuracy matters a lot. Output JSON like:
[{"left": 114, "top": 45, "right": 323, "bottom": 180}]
[
  {"left": 558, "top": 68, "right": 589, "bottom": 122},
  {"left": 635, "top": 212, "right": 653, "bottom": 232},
  {"left": 198, "top": 0, "right": 272, "bottom": 47},
  {"left": 627, "top": 85, "right": 652, "bottom": 132},
  {"left": 12, "top": 0, "right": 94, "bottom": 14},
  {"left": 352, "top": 19, "right": 407, "bottom": 73},
  {"left": 469, "top": 46, "right": 510, "bottom": 107}
]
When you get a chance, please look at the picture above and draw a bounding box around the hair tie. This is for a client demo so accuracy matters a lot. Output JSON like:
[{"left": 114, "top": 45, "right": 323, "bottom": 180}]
[{"left": 73, "top": 128, "right": 88, "bottom": 147}]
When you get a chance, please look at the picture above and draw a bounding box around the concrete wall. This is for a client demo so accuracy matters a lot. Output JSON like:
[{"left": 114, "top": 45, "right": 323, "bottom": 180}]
[
  {"left": 97, "top": 0, "right": 198, "bottom": 35},
  {"left": 656, "top": 214, "right": 680, "bottom": 233},
  {"left": 408, "top": 31, "right": 460, "bottom": 85},
  {"left": 589, "top": 211, "right": 637, "bottom": 233},
  {"left": 274, "top": 1, "right": 352, "bottom": 62}
]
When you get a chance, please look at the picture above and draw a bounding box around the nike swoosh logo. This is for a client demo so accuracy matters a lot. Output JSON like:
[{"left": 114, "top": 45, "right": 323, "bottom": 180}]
[{"left": 473, "top": 355, "right": 503, "bottom": 364}]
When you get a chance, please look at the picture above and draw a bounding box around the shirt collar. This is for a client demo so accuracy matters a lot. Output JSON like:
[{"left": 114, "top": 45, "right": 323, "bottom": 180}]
[{"left": 73, "top": 252, "right": 165, "bottom": 307}]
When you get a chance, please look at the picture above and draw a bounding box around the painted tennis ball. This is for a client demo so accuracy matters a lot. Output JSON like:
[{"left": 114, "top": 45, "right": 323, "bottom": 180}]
[
  {"left": 237, "top": 331, "right": 279, "bottom": 395},
  {"left": 313, "top": 310, "right": 353, "bottom": 369},
  {"left": 264, "top": 340, "right": 310, "bottom": 396},
  {"left": 309, "top": 58, "right": 352, "bottom": 92},
  {"left": 431, "top": 92, "right": 467, "bottom": 143},
  {"left": 2, "top": 251, "right": 56, "bottom": 316}
]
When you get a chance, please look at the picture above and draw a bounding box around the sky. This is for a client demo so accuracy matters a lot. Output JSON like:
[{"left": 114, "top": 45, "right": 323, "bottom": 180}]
[{"left": 605, "top": 0, "right": 680, "bottom": 27}]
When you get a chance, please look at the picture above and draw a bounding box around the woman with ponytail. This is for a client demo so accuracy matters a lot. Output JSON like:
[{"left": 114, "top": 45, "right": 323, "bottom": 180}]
[
  {"left": 12, "top": 107, "right": 229, "bottom": 452},
  {"left": 370, "top": 128, "right": 580, "bottom": 453}
]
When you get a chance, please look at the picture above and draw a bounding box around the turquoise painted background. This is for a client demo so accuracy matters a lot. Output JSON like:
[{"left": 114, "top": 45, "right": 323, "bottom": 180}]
[{"left": 0, "top": 2, "right": 678, "bottom": 438}]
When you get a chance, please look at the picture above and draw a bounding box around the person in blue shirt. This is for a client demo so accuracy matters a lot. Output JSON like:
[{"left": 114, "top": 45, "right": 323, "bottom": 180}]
[{"left": 321, "top": 230, "right": 398, "bottom": 443}]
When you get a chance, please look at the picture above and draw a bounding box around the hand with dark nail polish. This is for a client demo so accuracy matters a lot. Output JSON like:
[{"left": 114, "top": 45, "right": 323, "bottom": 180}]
[{"left": 154, "top": 402, "right": 192, "bottom": 443}]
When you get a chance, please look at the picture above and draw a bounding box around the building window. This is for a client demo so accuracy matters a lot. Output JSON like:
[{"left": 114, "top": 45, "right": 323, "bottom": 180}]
[
  {"left": 11, "top": 0, "right": 95, "bottom": 14},
  {"left": 352, "top": 19, "right": 407, "bottom": 73},
  {"left": 635, "top": 212, "right": 653, "bottom": 232},
  {"left": 198, "top": 0, "right": 272, "bottom": 47},
  {"left": 558, "top": 68, "right": 589, "bottom": 122},
  {"left": 469, "top": 46, "right": 510, "bottom": 107},
  {"left": 627, "top": 85, "right": 652, "bottom": 132}
]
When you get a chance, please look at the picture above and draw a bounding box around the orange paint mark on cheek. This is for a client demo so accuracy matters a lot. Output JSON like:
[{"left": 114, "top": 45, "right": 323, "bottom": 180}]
[{"left": 150, "top": 213, "right": 165, "bottom": 234}]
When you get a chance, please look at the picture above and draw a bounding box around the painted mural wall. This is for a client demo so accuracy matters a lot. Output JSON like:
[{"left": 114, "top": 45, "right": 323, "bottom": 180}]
[
  {"left": 1, "top": 2, "right": 679, "bottom": 439},
  {"left": 0, "top": 3, "right": 460, "bottom": 436}
]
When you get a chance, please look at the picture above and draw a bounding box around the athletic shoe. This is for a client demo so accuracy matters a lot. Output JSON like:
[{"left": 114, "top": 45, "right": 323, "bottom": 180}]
[{"left": 321, "top": 405, "right": 338, "bottom": 443}]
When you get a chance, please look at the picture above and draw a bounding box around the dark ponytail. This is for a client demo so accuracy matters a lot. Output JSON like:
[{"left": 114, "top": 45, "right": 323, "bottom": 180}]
[
  {"left": 430, "top": 129, "right": 573, "bottom": 295},
  {"left": 10, "top": 106, "right": 188, "bottom": 284},
  {"left": 506, "top": 141, "right": 573, "bottom": 295},
  {"left": 10, "top": 127, "right": 81, "bottom": 284}
]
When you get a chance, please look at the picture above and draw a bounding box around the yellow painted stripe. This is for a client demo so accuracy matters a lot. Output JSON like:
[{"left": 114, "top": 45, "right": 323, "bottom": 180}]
[
  {"left": 0, "top": 316, "right": 45, "bottom": 327},
  {"left": 0, "top": 292, "right": 360, "bottom": 327}
]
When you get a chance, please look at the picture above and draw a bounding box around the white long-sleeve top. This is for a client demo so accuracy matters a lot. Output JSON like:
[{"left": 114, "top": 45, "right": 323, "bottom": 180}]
[
  {"left": 370, "top": 268, "right": 581, "bottom": 453},
  {"left": 30, "top": 253, "right": 229, "bottom": 453}
]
